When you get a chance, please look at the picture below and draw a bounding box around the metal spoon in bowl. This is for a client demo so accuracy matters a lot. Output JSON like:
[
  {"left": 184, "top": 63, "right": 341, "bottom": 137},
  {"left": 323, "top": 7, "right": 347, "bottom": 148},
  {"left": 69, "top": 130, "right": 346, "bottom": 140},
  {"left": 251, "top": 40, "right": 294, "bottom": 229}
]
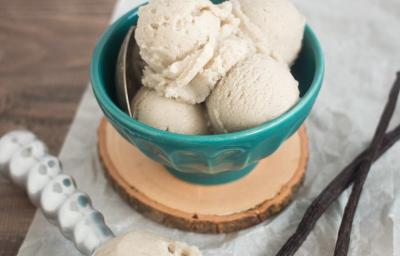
[{"left": 115, "top": 25, "right": 144, "bottom": 117}]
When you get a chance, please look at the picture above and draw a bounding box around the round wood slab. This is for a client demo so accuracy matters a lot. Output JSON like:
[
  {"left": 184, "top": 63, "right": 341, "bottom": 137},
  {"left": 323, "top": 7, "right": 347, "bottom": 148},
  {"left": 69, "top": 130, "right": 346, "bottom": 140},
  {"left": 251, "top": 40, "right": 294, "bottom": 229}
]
[{"left": 98, "top": 119, "right": 308, "bottom": 233}]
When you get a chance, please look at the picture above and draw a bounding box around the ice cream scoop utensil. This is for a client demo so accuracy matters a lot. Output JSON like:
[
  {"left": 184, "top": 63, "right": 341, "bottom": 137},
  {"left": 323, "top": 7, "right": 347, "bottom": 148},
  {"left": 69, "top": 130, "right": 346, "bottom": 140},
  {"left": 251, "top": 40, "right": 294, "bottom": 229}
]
[
  {"left": 0, "top": 130, "right": 115, "bottom": 255},
  {"left": 0, "top": 130, "right": 202, "bottom": 256}
]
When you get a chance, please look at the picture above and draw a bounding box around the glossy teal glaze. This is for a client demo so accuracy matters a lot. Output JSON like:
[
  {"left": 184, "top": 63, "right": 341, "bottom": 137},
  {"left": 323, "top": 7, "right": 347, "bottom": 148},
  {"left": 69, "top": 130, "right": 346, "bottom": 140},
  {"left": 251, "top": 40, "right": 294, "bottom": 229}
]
[{"left": 90, "top": 5, "right": 324, "bottom": 185}]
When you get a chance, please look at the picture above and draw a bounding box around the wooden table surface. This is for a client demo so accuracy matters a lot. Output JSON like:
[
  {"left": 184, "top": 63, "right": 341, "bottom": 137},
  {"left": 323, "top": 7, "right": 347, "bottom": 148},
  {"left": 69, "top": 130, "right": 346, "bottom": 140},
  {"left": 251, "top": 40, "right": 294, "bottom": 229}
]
[{"left": 0, "top": 1, "right": 114, "bottom": 255}]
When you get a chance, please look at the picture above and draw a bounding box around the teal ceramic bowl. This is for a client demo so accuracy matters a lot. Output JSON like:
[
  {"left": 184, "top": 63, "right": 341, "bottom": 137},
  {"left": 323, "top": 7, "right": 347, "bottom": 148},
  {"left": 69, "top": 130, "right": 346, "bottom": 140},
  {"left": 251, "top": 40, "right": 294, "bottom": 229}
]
[{"left": 91, "top": 4, "right": 324, "bottom": 185}]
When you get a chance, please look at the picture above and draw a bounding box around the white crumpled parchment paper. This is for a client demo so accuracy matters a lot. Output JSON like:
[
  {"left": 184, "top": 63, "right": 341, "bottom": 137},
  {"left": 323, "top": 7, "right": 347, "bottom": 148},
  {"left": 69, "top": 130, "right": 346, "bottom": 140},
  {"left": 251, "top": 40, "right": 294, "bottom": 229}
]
[{"left": 17, "top": 0, "right": 400, "bottom": 255}]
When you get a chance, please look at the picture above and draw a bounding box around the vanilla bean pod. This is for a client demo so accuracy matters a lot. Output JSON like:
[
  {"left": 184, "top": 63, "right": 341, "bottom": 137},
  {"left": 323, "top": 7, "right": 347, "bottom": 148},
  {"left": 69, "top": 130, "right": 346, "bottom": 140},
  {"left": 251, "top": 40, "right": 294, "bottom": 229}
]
[
  {"left": 275, "top": 125, "right": 400, "bottom": 256},
  {"left": 276, "top": 73, "right": 400, "bottom": 256},
  {"left": 334, "top": 73, "right": 400, "bottom": 256}
]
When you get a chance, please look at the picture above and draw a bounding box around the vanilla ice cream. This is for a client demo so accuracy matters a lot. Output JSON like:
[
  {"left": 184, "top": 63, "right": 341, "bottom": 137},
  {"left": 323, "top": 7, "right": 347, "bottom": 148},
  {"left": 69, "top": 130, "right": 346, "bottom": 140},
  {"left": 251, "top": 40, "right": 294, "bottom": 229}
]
[
  {"left": 231, "top": 0, "right": 305, "bottom": 65},
  {"left": 136, "top": 0, "right": 240, "bottom": 103},
  {"left": 132, "top": 87, "right": 208, "bottom": 135},
  {"left": 172, "top": 34, "right": 255, "bottom": 104},
  {"left": 94, "top": 231, "right": 202, "bottom": 256},
  {"left": 207, "top": 54, "right": 299, "bottom": 133}
]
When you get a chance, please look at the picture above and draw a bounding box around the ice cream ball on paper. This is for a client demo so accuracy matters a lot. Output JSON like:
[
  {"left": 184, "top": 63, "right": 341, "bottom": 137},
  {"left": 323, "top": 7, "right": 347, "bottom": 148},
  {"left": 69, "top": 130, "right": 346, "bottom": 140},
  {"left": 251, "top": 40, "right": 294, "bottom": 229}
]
[
  {"left": 206, "top": 54, "right": 299, "bottom": 133},
  {"left": 94, "top": 231, "right": 202, "bottom": 256}
]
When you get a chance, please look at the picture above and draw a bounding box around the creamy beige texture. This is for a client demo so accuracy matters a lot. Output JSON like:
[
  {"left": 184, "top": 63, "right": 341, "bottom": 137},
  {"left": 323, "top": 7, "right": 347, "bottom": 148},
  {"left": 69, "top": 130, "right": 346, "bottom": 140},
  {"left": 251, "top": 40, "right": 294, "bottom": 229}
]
[
  {"left": 207, "top": 54, "right": 299, "bottom": 133},
  {"left": 132, "top": 87, "right": 209, "bottom": 135},
  {"left": 136, "top": 0, "right": 242, "bottom": 103},
  {"left": 133, "top": 0, "right": 303, "bottom": 133},
  {"left": 181, "top": 34, "right": 256, "bottom": 104},
  {"left": 94, "top": 231, "right": 202, "bottom": 256},
  {"left": 231, "top": 0, "right": 305, "bottom": 65}
]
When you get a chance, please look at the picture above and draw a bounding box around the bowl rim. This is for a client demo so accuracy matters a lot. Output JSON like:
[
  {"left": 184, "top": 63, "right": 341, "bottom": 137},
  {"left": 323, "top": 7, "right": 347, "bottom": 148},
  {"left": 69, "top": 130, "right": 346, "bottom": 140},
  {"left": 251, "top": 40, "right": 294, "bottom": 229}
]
[{"left": 91, "top": 7, "right": 325, "bottom": 144}]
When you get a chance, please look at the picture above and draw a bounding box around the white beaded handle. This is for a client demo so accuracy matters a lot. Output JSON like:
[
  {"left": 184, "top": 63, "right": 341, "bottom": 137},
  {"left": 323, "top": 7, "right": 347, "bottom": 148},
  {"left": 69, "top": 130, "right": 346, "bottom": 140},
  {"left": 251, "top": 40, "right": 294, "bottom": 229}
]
[{"left": 0, "top": 131, "right": 115, "bottom": 255}]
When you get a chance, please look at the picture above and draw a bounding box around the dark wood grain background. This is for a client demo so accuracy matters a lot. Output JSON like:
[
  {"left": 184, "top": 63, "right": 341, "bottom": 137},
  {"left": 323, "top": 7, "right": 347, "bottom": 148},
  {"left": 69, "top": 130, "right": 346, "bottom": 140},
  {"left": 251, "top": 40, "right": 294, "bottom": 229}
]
[{"left": 0, "top": 1, "right": 114, "bottom": 255}]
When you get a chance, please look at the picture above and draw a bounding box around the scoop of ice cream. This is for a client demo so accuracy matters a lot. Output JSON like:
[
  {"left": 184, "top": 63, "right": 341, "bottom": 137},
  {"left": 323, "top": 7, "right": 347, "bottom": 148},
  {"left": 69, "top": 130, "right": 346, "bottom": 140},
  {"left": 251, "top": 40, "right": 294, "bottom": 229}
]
[
  {"left": 136, "top": 0, "right": 224, "bottom": 72},
  {"left": 136, "top": 0, "right": 240, "bottom": 101},
  {"left": 94, "top": 231, "right": 202, "bottom": 256},
  {"left": 141, "top": 37, "right": 216, "bottom": 100},
  {"left": 231, "top": 0, "right": 305, "bottom": 65},
  {"left": 166, "top": 34, "right": 255, "bottom": 104},
  {"left": 207, "top": 54, "right": 299, "bottom": 133},
  {"left": 132, "top": 87, "right": 208, "bottom": 135}
]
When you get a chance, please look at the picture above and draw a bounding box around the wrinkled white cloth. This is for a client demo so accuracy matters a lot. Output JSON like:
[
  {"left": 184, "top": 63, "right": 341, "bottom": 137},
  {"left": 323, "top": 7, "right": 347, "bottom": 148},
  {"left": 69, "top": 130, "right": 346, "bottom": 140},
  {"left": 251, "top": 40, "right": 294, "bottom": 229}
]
[{"left": 17, "top": 0, "right": 400, "bottom": 255}]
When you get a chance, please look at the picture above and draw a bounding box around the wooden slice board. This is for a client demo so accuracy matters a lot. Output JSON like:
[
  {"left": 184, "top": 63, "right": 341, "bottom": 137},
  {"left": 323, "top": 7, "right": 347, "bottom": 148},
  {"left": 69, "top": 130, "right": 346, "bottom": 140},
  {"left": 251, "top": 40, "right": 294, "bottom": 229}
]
[{"left": 98, "top": 119, "right": 309, "bottom": 233}]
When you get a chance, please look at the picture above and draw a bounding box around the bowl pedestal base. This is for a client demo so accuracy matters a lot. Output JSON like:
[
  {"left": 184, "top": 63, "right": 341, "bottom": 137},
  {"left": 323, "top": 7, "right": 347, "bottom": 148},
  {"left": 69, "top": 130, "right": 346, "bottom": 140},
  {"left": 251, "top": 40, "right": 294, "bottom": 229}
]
[
  {"left": 165, "top": 162, "right": 258, "bottom": 185},
  {"left": 97, "top": 118, "right": 309, "bottom": 233}
]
